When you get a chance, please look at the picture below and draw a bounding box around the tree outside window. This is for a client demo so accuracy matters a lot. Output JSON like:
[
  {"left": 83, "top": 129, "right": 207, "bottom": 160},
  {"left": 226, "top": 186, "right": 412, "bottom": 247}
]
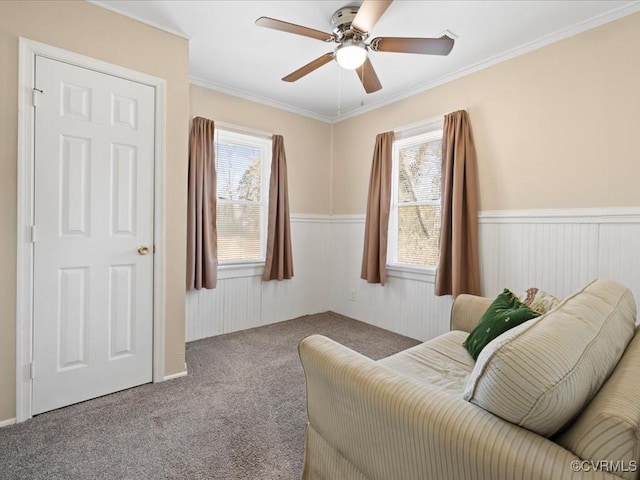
[
  {"left": 214, "top": 129, "right": 271, "bottom": 263},
  {"left": 389, "top": 128, "right": 443, "bottom": 268}
]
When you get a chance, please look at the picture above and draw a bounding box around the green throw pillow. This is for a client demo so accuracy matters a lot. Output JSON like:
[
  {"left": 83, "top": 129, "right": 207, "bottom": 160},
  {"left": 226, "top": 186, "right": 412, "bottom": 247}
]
[{"left": 464, "top": 289, "right": 540, "bottom": 360}]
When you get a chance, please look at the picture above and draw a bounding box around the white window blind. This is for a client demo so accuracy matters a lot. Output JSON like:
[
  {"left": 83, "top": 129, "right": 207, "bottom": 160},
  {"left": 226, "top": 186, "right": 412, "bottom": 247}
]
[
  {"left": 214, "top": 128, "right": 271, "bottom": 264},
  {"left": 389, "top": 127, "right": 443, "bottom": 269}
]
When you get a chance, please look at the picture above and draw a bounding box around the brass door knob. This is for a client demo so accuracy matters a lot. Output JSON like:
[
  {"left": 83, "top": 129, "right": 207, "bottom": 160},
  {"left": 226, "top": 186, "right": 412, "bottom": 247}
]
[{"left": 137, "top": 245, "right": 150, "bottom": 255}]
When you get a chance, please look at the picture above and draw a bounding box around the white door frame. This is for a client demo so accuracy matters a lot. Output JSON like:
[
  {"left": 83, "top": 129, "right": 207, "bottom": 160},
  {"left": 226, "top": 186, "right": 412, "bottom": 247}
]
[{"left": 16, "top": 38, "right": 166, "bottom": 422}]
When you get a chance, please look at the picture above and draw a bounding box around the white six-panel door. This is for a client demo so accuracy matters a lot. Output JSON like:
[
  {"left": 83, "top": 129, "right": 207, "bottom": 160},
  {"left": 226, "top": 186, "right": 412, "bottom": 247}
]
[{"left": 32, "top": 56, "right": 155, "bottom": 414}]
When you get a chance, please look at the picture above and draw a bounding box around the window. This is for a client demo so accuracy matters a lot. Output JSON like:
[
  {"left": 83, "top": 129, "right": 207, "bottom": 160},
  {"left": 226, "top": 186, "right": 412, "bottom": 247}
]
[
  {"left": 214, "top": 128, "right": 271, "bottom": 264},
  {"left": 388, "top": 125, "right": 443, "bottom": 270}
]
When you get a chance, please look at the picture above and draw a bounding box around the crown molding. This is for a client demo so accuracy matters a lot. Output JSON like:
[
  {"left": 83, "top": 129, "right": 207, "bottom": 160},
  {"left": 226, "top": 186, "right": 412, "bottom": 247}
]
[
  {"left": 190, "top": 76, "right": 334, "bottom": 123},
  {"left": 88, "top": 0, "right": 191, "bottom": 40}
]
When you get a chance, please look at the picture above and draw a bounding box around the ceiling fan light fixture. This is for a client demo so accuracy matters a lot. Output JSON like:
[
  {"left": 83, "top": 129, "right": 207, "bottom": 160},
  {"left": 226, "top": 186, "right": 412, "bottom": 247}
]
[{"left": 335, "top": 40, "right": 367, "bottom": 70}]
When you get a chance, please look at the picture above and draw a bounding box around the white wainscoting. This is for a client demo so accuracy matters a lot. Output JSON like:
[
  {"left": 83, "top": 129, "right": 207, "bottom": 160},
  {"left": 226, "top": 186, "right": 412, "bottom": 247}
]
[
  {"left": 479, "top": 208, "right": 640, "bottom": 305},
  {"left": 328, "top": 215, "right": 454, "bottom": 341},
  {"left": 328, "top": 207, "right": 640, "bottom": 340},
  {"left": 186, "top": 208, "right": 640, "bottom": 343},
  {"left": 185, "top": 215, "right": 331, "bottom": 342}
]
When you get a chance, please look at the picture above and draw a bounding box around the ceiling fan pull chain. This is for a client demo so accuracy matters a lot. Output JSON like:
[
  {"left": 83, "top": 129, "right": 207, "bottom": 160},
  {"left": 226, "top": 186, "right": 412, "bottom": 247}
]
[{"left": 337, "top": 65, "right": 342, "bottom": 117}]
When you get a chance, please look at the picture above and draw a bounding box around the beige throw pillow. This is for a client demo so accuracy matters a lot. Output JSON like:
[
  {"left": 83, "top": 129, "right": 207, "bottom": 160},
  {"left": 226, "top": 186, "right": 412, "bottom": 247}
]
[{"left": 520, "top": 287, "right": 561, "bottom": 314}]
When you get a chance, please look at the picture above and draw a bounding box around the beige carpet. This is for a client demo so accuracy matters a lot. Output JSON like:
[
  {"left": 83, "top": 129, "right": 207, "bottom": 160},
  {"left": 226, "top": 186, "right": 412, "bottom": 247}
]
[{"left": 0, "top": 312, "right": 419, "bottom": 479}]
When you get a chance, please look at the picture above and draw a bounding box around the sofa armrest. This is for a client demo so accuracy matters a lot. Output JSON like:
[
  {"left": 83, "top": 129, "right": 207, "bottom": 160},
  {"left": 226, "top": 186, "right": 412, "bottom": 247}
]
[
  {"left": 299, "top": 334, "right": 618, "bottom": 480},
  {"left": 450, "top": 294, "right": 492, "bottom": 332}
]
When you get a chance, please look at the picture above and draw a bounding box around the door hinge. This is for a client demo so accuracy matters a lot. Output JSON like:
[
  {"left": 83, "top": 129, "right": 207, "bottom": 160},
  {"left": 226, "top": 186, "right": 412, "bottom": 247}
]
[
  {"left": 30, "top": 361, "right": 35, "bottom": 380},
  {"left": 30, "top": 225, "right": 37, "bottom": 243},
  {"left": 32, "top": 88, "right": 44, "bottom": 108}
]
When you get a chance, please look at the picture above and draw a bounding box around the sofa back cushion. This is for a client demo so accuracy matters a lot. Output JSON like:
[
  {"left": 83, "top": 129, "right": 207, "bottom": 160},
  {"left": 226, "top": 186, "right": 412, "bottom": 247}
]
[
  {"left": 463, "top": 279, "right": 637, "bottom": 437},
  {"left": 556, "top": 327, "right": 640, "bottom": 480}
]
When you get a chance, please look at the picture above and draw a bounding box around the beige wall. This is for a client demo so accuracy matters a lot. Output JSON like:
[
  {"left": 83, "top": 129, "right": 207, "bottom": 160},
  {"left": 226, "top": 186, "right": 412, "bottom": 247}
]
[
  {"left": 2, "top": 1, "right": 638, "bottom": 424},
  {"left": 0, "top": 1, "right": 189, "bottom": 421},
  {"left": 190, "top": 85, "right": 332, "bottom": 214},
  {"left": 332, "top": 12, "right": 640, "bottom": 214}
]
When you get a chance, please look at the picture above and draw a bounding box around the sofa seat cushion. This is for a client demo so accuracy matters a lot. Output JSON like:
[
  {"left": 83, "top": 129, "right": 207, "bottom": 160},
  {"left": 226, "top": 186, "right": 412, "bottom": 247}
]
[
  {"left": 463, "top": 279, "right": 637, "bottom": 437},
  {"left": 378, "top": 330, "right": 474, "bottom": 396}
]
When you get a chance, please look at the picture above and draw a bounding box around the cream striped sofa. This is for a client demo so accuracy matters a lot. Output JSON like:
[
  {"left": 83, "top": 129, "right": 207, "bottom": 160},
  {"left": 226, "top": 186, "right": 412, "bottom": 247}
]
[{"left": 299, "top": 279, "right": 640, "bottom": 480}]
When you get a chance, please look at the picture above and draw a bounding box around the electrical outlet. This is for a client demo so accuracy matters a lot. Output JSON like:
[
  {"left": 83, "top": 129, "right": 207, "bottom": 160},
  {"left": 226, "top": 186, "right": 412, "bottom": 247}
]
[{"left": 350, "top": 290, "right": 357, "bottom": 302}]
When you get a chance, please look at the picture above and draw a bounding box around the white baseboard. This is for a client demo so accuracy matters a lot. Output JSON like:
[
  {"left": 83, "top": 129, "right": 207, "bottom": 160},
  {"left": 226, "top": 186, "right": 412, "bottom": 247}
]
[
  {"left": 163, "top": 370, "right": 188, "bottom": 381},
  {"left": 0, "top": 418, "right": 16, "bottom": 428}
]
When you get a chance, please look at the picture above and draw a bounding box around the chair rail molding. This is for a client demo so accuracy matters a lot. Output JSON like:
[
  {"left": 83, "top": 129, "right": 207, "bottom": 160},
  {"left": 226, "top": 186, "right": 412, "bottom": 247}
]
[{"left": 479, "top": 206, "right": 640, "bottom": 224}]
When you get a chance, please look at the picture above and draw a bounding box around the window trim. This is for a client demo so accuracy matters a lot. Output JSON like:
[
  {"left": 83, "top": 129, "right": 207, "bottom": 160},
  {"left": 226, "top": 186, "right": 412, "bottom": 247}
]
[
  {"left": 214, "top": 127, "right": 272, "bottom": 266},
  {"left": 217, "top": 262, "right": 264, "bottom": 280},
  {"left": 387, "top": 120, "right": 444, "bottom": 280}
]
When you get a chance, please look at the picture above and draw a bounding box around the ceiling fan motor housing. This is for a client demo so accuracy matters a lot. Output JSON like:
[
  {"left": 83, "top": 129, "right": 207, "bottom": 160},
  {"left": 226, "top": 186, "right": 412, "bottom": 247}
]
[{"left": 331, "top": 6, "right": 367, "bottom": 40}]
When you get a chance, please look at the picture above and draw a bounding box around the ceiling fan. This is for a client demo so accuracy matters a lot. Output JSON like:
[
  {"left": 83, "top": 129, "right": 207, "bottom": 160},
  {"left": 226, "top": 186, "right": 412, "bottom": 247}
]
[{"left": 255, "top": 0, "right": 454, "bottom": 94}]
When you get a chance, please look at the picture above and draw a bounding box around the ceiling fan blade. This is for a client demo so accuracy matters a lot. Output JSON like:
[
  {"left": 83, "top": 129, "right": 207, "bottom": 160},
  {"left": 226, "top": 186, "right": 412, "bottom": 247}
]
[
  {"left": 282, "top": 53, "right": 334, "bottom": 82},
  {"left": 352, "top": 0, "right": 393, "bottom": 34},
  {"left": 355, "top": 58, "right": 382, "bottom": 94},
  {"left": 371, "top": 36, "right": 455, "bottom": 55},
  {"left": 255, "top": 17, "right": 335, "bottom": 42}
]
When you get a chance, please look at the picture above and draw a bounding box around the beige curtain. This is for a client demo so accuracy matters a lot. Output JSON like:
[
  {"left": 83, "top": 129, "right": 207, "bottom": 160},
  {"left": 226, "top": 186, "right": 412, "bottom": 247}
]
[
  {"left": 186, "top": 117, "right": 218, "bottom": 290},
  {"left": 361, "top": 131, "right": 394, "bottom": 285},
  {"left": 263, "top": 135, "right": 293, "bottom": 281},
  {"left": 435, "top": 110, "right": 481, "bottom": 297}
]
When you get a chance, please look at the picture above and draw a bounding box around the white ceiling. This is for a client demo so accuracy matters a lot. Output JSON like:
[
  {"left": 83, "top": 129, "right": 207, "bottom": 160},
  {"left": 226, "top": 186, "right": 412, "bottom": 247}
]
[{"left": 92, "top": 0, "right": 640, "bottom": 122}]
